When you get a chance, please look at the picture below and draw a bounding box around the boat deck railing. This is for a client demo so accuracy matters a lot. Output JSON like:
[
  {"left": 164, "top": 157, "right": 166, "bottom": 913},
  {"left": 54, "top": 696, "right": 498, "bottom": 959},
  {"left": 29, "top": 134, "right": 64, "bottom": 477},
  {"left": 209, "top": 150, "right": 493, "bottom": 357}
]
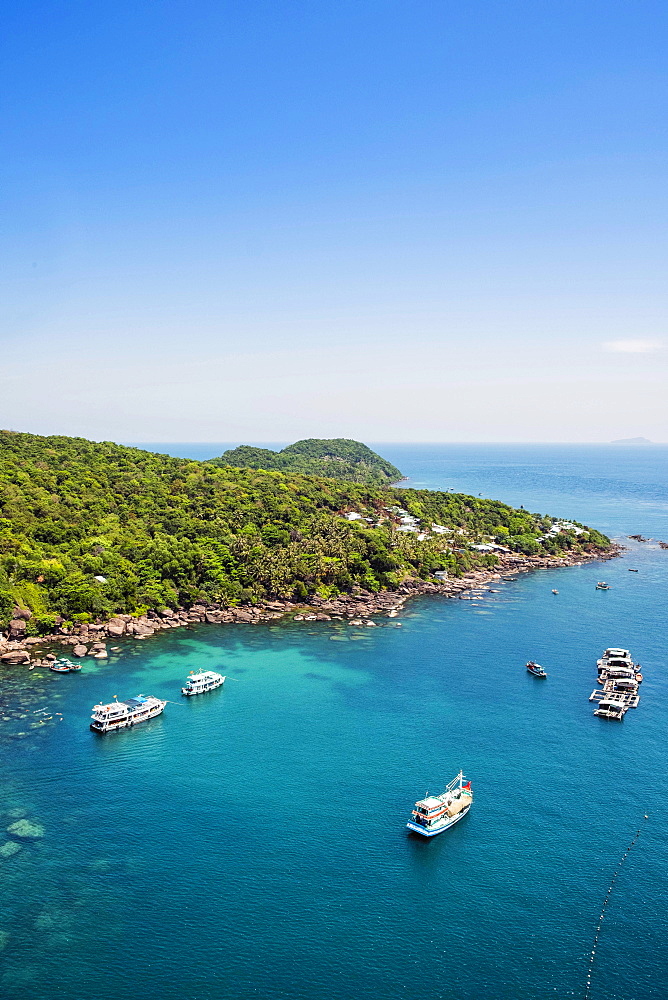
[{"left": 589, "top": 688, "right": 640, "bottom": 709}]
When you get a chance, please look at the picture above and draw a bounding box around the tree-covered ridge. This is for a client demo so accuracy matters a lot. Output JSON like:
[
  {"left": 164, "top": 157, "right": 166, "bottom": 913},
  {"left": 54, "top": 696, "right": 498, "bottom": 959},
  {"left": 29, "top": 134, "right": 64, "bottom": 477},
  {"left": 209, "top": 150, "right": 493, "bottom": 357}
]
[
  {"left": 209, "top": 437, "right": 403, "bottom": 485},
  {"left": 0, "top": 430, "right": 610, "bottom": 630}
]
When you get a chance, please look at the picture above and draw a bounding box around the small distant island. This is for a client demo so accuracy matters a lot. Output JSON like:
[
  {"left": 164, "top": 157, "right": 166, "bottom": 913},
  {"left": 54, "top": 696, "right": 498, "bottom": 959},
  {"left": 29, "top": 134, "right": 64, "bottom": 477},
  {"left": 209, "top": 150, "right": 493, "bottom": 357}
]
[
  {"left": 208, "top": 438, "right": 403, "bottom": 486},
  {"left": 610, "top": 437, "right": 653, "bottom": 446}
]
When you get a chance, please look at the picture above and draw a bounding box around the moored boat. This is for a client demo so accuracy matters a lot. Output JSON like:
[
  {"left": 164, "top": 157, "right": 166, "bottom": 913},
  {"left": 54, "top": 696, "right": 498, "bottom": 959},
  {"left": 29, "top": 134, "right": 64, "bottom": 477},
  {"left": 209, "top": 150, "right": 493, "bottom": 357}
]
[
  {"left": 49, "top": 657, "right": 80, "bottom": 673},
  {"left": 594, "top": 698, "right": 626, "bottom": 721},
  {"left": 608, "top": 677, "right": 639, "bottom": 694},
  {"left": 526, "top": 661, "right": 547, "bottom": 678},
  {"left": 90, "top": 695, "right": 166, "bottom": 733},
  {"left": 551, "top": 589, "right": 559, "bottom": 594},
  {"left": 596, "top": 648, "right": 641, "bottom": 684},
  {"left": 407, "top": 771, "right": 472, "bottom": 837},
  {"left": 181, "top": 670, "right": 226, "bottom": 696},
  {"left": 596, "top": 582, "right": 610, "bottom": 590}
]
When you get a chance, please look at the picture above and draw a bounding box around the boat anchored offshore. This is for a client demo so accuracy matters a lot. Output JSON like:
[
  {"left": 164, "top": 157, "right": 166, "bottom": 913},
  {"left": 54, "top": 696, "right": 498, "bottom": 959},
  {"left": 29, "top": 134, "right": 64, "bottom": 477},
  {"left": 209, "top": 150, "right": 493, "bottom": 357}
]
[
  {"left": 406, "top": 771, "right": 472, "bottom": 837},
  {"left": 181, "top": 670, "right": 226, "bottom": 696},
  {"left": 526, "top": 661, "right": 547, "bottom": 678},
  {"left": 596, "top": 582, "right": 610, "bottom": 590},
  {"left": 90, "top": 695, "right": 166, "bottom": 733}
]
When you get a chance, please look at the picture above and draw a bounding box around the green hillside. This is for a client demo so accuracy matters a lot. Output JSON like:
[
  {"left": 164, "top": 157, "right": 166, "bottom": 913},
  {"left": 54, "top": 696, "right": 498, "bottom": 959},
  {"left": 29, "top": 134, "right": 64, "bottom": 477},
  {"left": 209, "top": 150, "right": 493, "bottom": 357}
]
[
  {"left": 0, "top": 430, "right": 610, "bottom": 630},
  {"left": 209, "top": 438, "right": 403, "bottom": 485}
]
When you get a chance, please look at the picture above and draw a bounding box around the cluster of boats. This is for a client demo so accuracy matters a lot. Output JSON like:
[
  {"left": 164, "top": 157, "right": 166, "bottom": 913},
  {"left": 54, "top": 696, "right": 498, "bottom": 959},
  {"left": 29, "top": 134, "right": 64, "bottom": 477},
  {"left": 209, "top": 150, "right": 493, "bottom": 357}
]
[
  {"left": 89, "top": 670, "right": 226, "bottom": 733},
  {"left": 89, "top": 666, "right": 472, "bottom": 839},
  {"left": 590, "top": 648, "right": 642, "bottom": 720}
]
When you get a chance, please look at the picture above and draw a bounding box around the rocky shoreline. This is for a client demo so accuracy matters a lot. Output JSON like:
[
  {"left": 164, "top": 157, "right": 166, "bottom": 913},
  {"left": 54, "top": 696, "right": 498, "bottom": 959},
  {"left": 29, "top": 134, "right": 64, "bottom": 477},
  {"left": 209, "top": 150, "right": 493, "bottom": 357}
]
[{"left": 0, "top": 545, "right": 621, "bottom": 668}]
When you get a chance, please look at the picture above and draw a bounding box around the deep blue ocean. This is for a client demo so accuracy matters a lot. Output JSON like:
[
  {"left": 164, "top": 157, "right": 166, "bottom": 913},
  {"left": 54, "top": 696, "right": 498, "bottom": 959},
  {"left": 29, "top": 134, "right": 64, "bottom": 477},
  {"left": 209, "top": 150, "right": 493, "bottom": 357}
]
[{"left": 1, "top": 445, "right": 667, "bottom": 1000}]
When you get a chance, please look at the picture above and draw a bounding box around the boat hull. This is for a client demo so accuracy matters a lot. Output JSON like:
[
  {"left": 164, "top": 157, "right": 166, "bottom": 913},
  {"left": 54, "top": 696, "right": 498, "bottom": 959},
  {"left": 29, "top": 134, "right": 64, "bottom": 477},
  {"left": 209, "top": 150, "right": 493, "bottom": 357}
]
[
  {"left": 181, "top": 679, "right": 225, "bottom": 696},
  {"left": 406, "top": 803, "right": 471, "bottom": 837},
  {"left": 90, "top": 704, "right": 166, "bottom": 733}
]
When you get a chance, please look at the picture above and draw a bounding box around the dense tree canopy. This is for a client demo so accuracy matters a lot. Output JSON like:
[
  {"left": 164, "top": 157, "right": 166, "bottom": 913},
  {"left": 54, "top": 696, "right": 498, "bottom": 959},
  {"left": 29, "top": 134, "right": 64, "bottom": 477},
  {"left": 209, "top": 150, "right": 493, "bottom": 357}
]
[
  {"left": 0, "top": 431, "right": 609, "bottom": 630},
  {"left": 209, "top": 437, "right": 403, "bottom": 485}
]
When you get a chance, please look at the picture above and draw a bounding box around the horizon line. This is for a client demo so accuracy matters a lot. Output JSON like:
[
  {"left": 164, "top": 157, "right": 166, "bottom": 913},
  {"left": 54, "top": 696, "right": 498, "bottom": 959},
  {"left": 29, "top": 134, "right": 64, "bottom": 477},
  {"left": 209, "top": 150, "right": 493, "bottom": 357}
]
[{"left": 124, "top": 439, "right": 666, "bottom": 446}]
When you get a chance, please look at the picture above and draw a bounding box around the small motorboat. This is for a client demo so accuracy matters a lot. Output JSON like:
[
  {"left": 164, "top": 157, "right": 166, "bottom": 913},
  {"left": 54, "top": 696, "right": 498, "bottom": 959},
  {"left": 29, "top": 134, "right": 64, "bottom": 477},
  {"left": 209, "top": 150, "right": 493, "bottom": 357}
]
[
  {"left": 628, "top": 568, "right": 638, "bottom": 572},
  {"left": 551, "top": 589, "right": 559, "bottom": 594},
  {"left": 595, "top": 582, "right": 611, "bottom": 590},
  {"left": 526, "top": 661, "right": 547, "bottom": 678},
  {"left": 49, "top": 658, "right": 80, "bottom": 673}
]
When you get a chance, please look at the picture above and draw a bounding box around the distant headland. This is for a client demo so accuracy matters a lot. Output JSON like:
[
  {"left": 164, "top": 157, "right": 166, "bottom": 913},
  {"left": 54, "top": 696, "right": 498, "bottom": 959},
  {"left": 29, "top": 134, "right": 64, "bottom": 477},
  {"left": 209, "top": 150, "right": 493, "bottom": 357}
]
[
  {"left": 207, "top": 438, "right": 404, "bottom": 486},
  {"left": 610, "top": 437, "right": 653, "bottom": 446}
]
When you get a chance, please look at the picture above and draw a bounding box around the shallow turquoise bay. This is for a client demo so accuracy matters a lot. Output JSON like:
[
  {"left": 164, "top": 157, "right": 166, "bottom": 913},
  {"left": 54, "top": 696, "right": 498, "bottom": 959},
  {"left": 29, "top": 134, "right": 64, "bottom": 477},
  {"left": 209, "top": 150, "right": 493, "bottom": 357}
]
[{"left": 1, "top": 446, "right": 667, "bottom": 999}]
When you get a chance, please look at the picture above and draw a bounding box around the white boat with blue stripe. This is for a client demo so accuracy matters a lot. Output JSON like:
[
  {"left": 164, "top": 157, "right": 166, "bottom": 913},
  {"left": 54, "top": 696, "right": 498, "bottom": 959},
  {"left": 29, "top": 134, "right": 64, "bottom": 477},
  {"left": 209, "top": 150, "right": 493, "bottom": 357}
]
[{"left": 406, "top": 771, "right": 473, "bottom": 837}]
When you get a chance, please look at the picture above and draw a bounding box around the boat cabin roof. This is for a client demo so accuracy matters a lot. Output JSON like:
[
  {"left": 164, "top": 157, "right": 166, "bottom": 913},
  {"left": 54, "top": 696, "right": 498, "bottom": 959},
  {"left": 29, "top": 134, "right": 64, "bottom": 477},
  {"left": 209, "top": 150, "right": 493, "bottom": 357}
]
[
  {"left": 416, "top": 796, "right": 444, "bottom": 810},
  {"left": 599, "top": 700, "right": 624, "bottom": 710},
  {"left": 187, "top": 671, "right": 222, "bottom": 681},
  {"left": 604, "top": 648, "right": 630, "bottom": 657}
]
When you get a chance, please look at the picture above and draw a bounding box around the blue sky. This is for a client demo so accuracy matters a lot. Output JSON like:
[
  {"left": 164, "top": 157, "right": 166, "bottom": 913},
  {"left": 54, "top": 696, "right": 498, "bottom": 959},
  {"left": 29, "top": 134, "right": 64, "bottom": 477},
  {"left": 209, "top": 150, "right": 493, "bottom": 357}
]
[{"left": 2, "top": 1, "right": 667, "bottom": 441}]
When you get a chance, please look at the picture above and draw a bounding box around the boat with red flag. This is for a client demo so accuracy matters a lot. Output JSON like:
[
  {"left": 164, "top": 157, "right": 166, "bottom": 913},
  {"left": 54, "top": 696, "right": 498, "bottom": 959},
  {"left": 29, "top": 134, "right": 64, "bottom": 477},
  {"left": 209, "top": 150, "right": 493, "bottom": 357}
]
[{"left": 406, "top": 771, "right": 473, "bottom": 837}]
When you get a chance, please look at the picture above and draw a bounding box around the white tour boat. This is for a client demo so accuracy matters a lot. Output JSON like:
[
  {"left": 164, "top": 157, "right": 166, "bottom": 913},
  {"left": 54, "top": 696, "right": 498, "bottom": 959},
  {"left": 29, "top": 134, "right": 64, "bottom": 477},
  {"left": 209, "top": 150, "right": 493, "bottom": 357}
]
[
  {"left": 406, "top": 771, "right": 473, "bottom": 838},
  {"left": 90, "top": 694, "right": 167, "bottom": 733},
  {"left": 181, "top": 670, "right": 226, "bottom": 696}
]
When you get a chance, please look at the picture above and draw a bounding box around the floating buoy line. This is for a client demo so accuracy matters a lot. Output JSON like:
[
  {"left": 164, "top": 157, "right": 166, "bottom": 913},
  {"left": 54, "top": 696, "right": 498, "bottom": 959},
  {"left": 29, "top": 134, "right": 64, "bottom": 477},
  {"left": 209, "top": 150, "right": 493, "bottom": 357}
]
[{"left": 584, "top": 814, "right": 649, "bottom": 999}]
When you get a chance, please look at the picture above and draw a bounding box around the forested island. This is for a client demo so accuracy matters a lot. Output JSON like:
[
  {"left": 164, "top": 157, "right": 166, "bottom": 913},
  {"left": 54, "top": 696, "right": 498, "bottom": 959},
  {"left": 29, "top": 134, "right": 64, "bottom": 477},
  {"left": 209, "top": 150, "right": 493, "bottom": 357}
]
[
  {"left": 0, "top": 430, "right": 611, "bottom": 633},
  {"left": 208, "top": 438, "right": 403, "bottom": 485}
]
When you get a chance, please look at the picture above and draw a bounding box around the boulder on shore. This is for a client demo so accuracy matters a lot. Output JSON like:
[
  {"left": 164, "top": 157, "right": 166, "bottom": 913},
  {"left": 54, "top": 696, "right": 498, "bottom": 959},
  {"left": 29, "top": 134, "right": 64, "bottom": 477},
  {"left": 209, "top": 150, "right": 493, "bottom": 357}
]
[
  {"left": 0, "top": 650, "right": 30, "bottom": 665},
  {"left": 106, "top": 619, "right": 126, "bottom": 636},
  {"left": 72, "top": 645, "right": 88, "bottom": 658}
]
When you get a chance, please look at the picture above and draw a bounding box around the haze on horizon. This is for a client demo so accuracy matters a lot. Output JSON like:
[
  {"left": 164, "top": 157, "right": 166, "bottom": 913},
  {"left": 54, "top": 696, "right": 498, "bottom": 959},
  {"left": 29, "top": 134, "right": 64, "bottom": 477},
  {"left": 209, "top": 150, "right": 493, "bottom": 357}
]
[{"left": 2, "top": 2, "right": 667, "bottom": 444}]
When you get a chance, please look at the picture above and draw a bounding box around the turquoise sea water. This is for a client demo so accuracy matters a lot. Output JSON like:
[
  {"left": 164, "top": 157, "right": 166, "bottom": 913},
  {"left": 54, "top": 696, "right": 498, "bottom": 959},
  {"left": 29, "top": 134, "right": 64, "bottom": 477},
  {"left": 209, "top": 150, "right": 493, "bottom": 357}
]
[{"left": 1, "top": 445, "right": 667, "bottom": 1000}]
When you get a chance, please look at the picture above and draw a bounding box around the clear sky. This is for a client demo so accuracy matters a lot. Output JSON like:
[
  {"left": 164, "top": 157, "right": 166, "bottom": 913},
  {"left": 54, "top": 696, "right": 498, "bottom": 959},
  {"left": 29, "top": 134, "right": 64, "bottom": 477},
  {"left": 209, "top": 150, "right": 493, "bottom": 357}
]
[{"left": 2, "top": 1, "right": 667, "bottom": 442}]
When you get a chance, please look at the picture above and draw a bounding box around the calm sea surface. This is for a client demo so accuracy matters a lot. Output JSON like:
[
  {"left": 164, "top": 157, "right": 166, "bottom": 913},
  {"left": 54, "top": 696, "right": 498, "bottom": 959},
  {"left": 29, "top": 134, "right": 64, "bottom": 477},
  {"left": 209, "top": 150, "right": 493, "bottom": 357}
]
[{"left": 1, "top": 445, "right": 667, "bottom": 1000}]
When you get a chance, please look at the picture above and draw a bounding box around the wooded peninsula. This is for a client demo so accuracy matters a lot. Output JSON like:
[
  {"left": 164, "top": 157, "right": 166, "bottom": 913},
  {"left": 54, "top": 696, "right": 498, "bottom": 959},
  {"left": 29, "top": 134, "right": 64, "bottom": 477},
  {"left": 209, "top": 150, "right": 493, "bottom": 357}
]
[{"left": 0, "top": 431, "right": 611, "bottom": 634}]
